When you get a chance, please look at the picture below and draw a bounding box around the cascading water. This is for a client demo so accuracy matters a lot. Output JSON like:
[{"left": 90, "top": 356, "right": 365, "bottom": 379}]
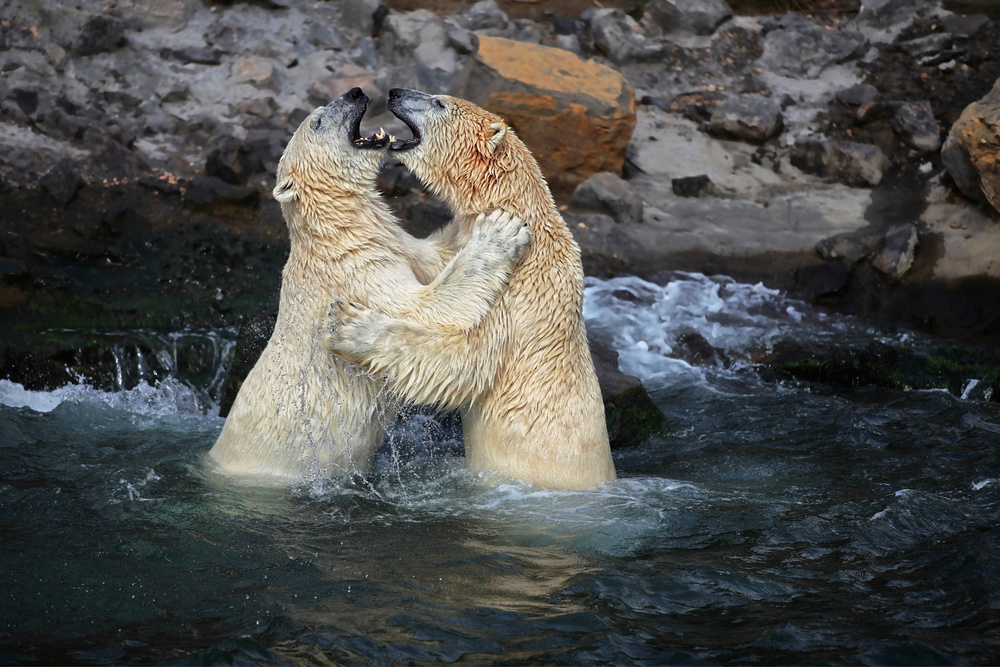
[{"left": 1, "top": 274, "right": 998, "bottom": 665}]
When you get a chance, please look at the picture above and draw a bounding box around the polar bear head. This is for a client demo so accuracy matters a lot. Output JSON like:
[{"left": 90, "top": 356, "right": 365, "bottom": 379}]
[
  {"left": 385, "top": 88, "right": 547, "bottom": 216},
  {"left": 273, "top": 87, "right": 389, "bottom": 211}
]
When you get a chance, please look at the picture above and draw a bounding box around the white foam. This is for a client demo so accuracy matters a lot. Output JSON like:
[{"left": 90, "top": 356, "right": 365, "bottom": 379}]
[
  {"left": 0, "top": 377, "right": 216, "bottom": 417},
  {"left": 583, "top": 273, "right": 827, "bottom": 388}
]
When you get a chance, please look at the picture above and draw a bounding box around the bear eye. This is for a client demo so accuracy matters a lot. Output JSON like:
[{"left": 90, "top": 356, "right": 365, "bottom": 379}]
[
  {"left": 311, "top": 115, "right": 324, "bottom": 131},
  {"left": 433, "top": 98, "right": 446, "bottom": 111}
]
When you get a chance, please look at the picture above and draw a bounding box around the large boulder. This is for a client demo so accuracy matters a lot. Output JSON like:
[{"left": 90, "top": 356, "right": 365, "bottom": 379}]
[
  {"left": 453, "top": 36, "right": 637, "bottom": 192},
  {"left": 943, "top": 78, "right": 1000, "bottom": 212}
]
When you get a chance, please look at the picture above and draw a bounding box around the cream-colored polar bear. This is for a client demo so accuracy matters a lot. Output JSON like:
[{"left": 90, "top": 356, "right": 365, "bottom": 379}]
[
  {"left": 208, "top": 87, "right": 531, "bottom": 481},
  {"left": 326, "top": 89, "right": 617, "bottom": 490}
]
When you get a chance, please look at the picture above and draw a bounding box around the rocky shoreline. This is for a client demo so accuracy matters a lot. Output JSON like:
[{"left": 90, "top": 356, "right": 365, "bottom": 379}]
[{"left": 2, "top": 0, "right": 1000, "bottom": 424}]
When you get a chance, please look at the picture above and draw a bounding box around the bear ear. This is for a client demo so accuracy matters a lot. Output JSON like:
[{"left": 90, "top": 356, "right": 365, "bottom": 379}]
[
  {"left": 488, "top": 122, "right": 508, "bottom": 152},
  {"left": 273, "top": 175, "right": 298, "bottom": 203}
]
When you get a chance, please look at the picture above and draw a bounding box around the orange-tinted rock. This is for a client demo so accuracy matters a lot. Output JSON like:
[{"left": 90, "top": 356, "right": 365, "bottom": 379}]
[
  {"left": 453, "top": 36, "right": 636, "bottom": 193},
  {"left": 943, "top": 79, "right": 1000, "bottom": 214}
]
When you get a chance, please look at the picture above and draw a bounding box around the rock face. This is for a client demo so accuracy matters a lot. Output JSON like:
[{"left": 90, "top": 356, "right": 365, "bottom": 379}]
[
  {"left": 453, "top": 36, "right": 636, "bottom": 192},
  {"left": 943, "top": 78, "right": 1000, "bottom": 213},
  {"left": 642, "top": 0, "right": 732, "bottom": 37}
]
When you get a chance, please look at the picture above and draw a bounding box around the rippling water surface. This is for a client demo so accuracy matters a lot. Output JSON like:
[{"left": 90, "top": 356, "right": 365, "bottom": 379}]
[{"left": 2, "top": 274, "right": 999, "bottom": 664}]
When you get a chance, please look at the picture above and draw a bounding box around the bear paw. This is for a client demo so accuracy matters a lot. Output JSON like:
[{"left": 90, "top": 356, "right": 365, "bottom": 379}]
[
  {"left": 472, "top": 209, "right": 532, "bottom": 264},
  {"left": 324, "top": 299, "right": 388, "bottom": 364}
]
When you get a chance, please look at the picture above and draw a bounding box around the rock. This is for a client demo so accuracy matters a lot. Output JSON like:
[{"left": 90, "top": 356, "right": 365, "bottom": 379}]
[
  {"left": 837, "top": 83, "right": 879, "bottom": 106},
  {"left": 589, "top": 340, "right": 665, "bottom": 449},
  {"left": 38, "top": 159, "right": 84, "bottom": 204},
  {"left": 307, "top": 21, "right": 345, "bottom": 50},
  {"left": 159, "top": 47, "right": 222, "bottom": 65},
  {"left": 795, "top": 262, "right": 851, "bottom": 299},
  {"left": 205, "top": 135, "right": 265, "bottom": 186},
  {"left": 232, "top": 57, "right": 280, "bottom": 91},
  {"left": 126, "top": 0, "right": 199, "bottom": 30},
  {"left": 790, "top": 139, "right": 889, "bottom": 187},
  {"left": 943, "top": 78, "right": 1000, "bottom": 210},
  {"left": 553, "top": 34, "right": 583, "bottom": 55},
  {"left": 572, "top": 172, "right": 643, "bottom": 225},
  {"left": 891, "top": 101, "right": 940, "bottom": 152},
  {"left": 642, "top": 0, "right": 732, "bottom": 37},
  {"left": 873, "top": 223, "right": 918, "bottom": 278},
  {"left": 379, "top": 9, "right": 471, "bottom": 75},
  {"left": 74, "top": 15, "right": 126, "bottom": 56},
  {"left": 758, "top": 23, "right": 868, "bottom": 79},
  {"left": 709, "top": 94, "right": 783, "bottom": 143},
  {"left": 453, "top": 35, "right": 637, "bottom": 191},
  {"left": 584, "top": 8, "right": 664, "bottom": 65},
  {"left": 184, "top": 176, "right": 260, "bottom": 209},
  {"left": 816, "top": 227, "right": 882, "bottom": 263},
  {"left": 940, "top": 14, "right": 991, "bottom": 39},
  {"left": 856, "top": 0, "right": 942, "bottom": 29},
  {"left": 340, "top": 0, "right": 388, "bottom": 37},
  {"left": 897, "top": 32, "right": 952, "bottom": 58},
  {"left": 308, "top": 65, "right": 379, "bottom": 107},
  {"left": 456, "top": 0, "right": 510, "bottom": 32},
  {"left": 672, "top": 174, "right": 713, "bottom": 198}
]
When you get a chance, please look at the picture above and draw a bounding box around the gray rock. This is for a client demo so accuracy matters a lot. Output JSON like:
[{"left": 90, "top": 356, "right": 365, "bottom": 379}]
[
  {"left": 340, "top": 0, "right": 387, "bottom": 36},
  {"left": 672, "top": 175, "right": 713, "bottom": 198},
  {"left": 159, "top": 46, "right": 222, "bottom": 65},
  {"left": 584, "top": 9, "right": 663, "bottom": 65},
  {"left": 856, "top": 0, "right": 942, "bottom": 29},
  {"left": 873, "top": 223, "right": 918, "bottom": 279},
  {"left": 897, "top": 32, "right": 951, "bottom": 57},
  {"left": 795, "top": 262, "right": 851, "bottom": 299},
  {"left": 837, "top": 83, "right": 879, "bottom": 106},
  {"left": 790, "top": 139, "right": 889, "bottom": 187},
  {"left": 892, "top": 101, "right": 940, "bottom": 152},
  {"left": 941, "top": 132, "right": 985, "bottom": 204},
  {"left": 205, "top": 135, "right": 265, "bottom": 186},
  {"left": 709, "top": 94, "right": 783, "bottom": 143},
  {"left": 307, "top": 21, "right": 346, "bottom": 50},
  {"left": 39, "top": 159, "right": 84, "bottom": 204},
  {"left": 456, "top": 0, "right": 509, "bottom": 32},
  {"left": 758, "top": 24, "right": 868, "bottom": 79},
  {"left": 816, "top": 227, "right": 882, "bottom": 263},
  {"left": 642, "top": 0, "right": 732, "bottom": 37},
  {"left": 74, "top": 15, "right": 126, "bottom": 56},
  {"left": 940, "top": 14, "right": 991, "bottom": 39},
  {"left": 379, "top": 10, "right": 468, "bottom": 74},
  {"left": 572, "top": 172, "right": 644, "bottom": 225},
  {"left": 553, "top": 34, "right": 583, "bottom": 55}
]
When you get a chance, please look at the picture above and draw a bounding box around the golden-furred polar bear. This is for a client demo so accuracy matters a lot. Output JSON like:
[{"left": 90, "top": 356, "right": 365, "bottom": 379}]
[
  {"left": 326, "top": 89, "right": 617, "bottom": 490},
  {"left": 208, "top": 87, "right": 531, "bottom": 481}
]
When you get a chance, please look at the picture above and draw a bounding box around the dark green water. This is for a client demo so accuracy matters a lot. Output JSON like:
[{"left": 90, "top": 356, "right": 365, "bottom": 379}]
[{"left": 2, "top": 274, "right": 999, "bottom": 664}]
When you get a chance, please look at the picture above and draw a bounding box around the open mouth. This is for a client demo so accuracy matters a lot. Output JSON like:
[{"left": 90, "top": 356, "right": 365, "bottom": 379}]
[
  {"left": 352, "top": 125, "right": 391, "bottom": 150},
  {"left": 387, "top": 117, "right": 421, "bottom": 152}
]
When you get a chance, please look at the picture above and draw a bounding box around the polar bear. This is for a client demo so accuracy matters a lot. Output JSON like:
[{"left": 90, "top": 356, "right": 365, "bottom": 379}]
[
  {"left": 326, "top": 89, "right": 617, "bottom": 490},
  {"left": 208, "top": 87, "right": 531, "bottom": 481}
]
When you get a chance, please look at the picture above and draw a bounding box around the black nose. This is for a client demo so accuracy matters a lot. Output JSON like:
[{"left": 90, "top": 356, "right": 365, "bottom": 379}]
[{"left": 345, "top": 87, "right": 364, "bottom": 101}]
